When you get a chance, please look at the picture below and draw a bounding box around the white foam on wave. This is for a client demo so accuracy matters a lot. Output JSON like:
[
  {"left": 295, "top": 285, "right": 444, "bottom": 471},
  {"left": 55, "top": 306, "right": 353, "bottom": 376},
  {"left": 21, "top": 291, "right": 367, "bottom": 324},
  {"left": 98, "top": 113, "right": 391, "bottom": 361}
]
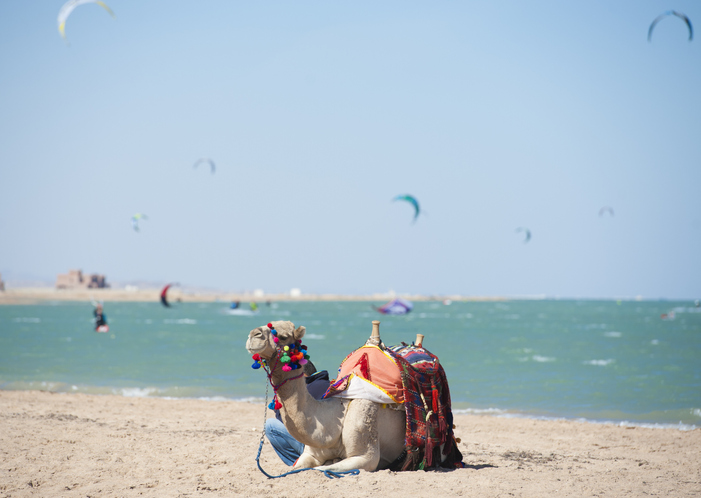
[
  {"left": 672, "top": 306, "right": 701, "bottom": 313},
  {"left": 532, "top": 355, "right": 556, "bottom": 363},
  {"left": 453, "top": 407, "right": 508, "bottom": 415},
  {"left": 13, "top": 317, "right": 41, "bottom": 323},
  {"left": 116, "top": 387, "right": 161, "bottom": 397},
  {"left": 583, "top": 359, "right": 615, "bottom": 366},
  {"left": 650, "top": 339, "right": 660, "bottom": 345},
  {"left": 692, "top": 408, "right": 701, "bottom": 418},
  {"left": 604, "top": 331, "right": 622, "bottom": 338},
  {"left": 304, "top": 334, "right": 326, "bottom": 340},
  {"left": 164, "top": 318, "right": 197, "bottom": 325},
  {"left": 495, "top": 412, "right": 698, "bottom": 431}
]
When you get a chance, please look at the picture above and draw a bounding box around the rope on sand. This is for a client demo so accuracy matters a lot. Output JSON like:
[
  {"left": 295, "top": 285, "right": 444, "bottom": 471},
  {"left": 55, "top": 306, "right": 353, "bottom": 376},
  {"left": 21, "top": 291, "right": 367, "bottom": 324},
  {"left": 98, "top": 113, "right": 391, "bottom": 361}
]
[{"left": 254, "top": 377, "right": 359, "bottom": 479}]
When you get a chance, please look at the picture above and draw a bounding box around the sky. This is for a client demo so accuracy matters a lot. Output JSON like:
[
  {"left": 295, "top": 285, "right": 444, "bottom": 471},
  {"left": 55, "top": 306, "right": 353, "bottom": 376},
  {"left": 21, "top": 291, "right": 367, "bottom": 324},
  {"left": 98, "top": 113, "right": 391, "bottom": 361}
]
[{"left": 1, "top": 1, "right": 700, "bottom": 299}]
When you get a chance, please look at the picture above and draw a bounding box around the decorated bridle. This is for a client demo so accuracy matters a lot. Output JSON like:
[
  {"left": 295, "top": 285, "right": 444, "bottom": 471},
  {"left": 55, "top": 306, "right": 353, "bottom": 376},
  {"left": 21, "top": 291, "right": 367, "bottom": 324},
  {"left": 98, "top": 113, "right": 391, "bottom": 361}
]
[{"left": 251, "top": 322, "right": 311, "bottom": 410}]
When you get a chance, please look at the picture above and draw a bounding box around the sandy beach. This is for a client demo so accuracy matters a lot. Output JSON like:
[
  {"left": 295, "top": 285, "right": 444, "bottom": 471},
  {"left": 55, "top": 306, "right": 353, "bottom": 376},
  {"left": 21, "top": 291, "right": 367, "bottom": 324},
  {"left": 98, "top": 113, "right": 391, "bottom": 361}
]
[{"left": 1, "top": 390, "right": 699, "bottom": 497}]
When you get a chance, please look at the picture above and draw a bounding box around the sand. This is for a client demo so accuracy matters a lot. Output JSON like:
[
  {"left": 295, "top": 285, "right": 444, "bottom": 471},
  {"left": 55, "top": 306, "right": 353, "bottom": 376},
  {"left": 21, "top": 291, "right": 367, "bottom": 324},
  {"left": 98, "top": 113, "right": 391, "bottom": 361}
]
[{"left": 1, "top": 391, "right": 699, "bottom": 497}]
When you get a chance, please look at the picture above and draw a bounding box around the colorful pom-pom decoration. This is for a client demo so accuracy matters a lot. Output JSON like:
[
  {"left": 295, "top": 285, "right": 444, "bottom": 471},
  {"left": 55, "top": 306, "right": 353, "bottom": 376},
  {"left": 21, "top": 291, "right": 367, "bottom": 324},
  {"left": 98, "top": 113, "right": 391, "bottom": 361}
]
[
  {"left": 252, "top": 362, "right": 261, "bottom": 369},
  {"left": 252, "top": 353, "right": 261, "bottom": 361},
  {"left": 267, "top": 323, "right": 273, "bottom": 329},
  {"left": 273, "top": 336, "right": 279, "bottom": 343},
  {"left": 274, "top": 400, "right": 282, "bottom": 410}
]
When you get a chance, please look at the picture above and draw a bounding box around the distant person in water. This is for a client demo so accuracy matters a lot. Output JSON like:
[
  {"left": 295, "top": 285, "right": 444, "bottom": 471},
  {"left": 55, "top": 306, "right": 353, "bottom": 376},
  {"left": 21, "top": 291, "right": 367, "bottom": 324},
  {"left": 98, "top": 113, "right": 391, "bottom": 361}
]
[
  {"left": 250, "top": 302, "right": 258, "bottom": 311},
  {"left": 93, "top": 303, "right": 107, "bottom": 331},
  {"left": 230, "top": 301, "right": 240, "bottom": 309}
]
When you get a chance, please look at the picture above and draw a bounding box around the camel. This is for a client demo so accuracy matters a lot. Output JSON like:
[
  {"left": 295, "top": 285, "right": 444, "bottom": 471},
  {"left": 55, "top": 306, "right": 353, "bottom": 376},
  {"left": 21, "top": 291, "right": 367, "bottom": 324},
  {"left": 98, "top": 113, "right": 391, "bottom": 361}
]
[{"left": 246, "top": 320, "right": 406, "bottom": 472}]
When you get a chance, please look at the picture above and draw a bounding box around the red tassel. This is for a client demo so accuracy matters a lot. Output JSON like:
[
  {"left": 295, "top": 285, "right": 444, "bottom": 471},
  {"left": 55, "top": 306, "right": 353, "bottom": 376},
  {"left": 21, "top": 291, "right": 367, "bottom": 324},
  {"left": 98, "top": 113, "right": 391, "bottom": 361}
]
[
  {"left": 425, "top": 437, "right": 434, "bottom": 468},
  {"left": 357, "top": 353, "right": 370, "bottom": 380},
  {"left": 274, "top": 399, "right": 282, "bottom": 410},
  {"left": 432, "top": 388, "right": 439, "bottom": 413},
  {"left": 439, "top": 416, "right": 447, "bottom": 436}
]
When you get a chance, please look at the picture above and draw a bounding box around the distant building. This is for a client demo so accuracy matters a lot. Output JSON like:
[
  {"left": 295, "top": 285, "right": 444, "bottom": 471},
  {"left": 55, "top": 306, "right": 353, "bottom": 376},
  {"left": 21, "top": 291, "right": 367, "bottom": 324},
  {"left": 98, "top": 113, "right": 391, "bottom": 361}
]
[
  {"left": 56, "top": 269, "right": 109, "bottom": 289},
  {"left": 0, "top": 273, "right": 5, "bottom": 291}
]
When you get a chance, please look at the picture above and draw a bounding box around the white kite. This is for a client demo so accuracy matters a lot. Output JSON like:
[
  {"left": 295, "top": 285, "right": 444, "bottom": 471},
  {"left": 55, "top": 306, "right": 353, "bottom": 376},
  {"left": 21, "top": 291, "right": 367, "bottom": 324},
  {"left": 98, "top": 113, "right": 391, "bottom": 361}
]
[{"left": 58, "top": 0, "right": 115, "bottom": 42}]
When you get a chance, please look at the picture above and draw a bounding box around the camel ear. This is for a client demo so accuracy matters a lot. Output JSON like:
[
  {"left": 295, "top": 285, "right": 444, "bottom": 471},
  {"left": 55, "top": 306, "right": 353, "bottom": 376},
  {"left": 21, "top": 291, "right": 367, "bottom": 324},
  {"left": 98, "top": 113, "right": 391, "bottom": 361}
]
[{"left": 293, "top": 326, "right": 306, "bottom": 340}]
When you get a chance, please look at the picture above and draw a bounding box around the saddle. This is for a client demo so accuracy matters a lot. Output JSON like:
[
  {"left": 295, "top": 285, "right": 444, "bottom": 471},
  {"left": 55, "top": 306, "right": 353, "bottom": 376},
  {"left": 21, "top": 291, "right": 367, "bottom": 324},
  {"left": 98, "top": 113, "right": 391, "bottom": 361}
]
[{"left": 324, "top": 341, "right": 464, "bottom": 470}]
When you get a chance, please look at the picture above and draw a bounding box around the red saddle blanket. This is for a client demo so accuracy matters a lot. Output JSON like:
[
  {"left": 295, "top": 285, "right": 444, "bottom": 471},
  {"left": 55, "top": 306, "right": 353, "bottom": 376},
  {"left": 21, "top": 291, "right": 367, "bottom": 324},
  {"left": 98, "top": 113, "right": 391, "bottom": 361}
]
[{"left": 324, "top": 342, "right": 464, "bottom": 470}]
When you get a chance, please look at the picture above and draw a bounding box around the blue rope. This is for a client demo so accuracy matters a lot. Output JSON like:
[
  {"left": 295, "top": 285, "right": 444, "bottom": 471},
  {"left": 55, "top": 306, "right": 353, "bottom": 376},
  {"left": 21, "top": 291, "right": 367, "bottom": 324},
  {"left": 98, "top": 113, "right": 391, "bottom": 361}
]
[
  {"left": 255, "top": 430, "right": 359, "bottom": 479},
  {"left": 254, "top": 373, "right": 359, "bottom": 479}
]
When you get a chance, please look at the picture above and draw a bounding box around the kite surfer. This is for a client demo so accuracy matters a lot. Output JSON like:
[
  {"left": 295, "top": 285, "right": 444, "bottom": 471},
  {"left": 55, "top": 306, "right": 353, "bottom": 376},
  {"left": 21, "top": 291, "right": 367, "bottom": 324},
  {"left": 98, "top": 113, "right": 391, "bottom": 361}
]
[
  {"left": 373, "top": 298, "right": 413, "bottom": 315},
  {"left": 93, "top": 302, "right": 109, "bottom": 332},
  {"left": 250, "top": 302, "right": 259, "bottom": 312},
  {"left": 230, "top": 301, "right": 240, "bottom": 309}
]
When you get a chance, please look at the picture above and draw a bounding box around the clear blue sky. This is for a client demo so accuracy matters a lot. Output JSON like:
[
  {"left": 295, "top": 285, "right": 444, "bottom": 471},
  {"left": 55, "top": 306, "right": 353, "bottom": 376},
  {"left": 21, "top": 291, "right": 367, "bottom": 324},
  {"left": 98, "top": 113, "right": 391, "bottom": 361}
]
[{"left": 1, "top": 1, "right": 699, "bottom": 299}]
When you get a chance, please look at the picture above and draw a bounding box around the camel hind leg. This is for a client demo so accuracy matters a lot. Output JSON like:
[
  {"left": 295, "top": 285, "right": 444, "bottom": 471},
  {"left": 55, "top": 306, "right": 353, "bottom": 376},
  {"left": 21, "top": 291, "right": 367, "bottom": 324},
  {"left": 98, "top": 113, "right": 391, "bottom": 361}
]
[{"left": 315, "top": 399, "right": 381, "bottom": 472}]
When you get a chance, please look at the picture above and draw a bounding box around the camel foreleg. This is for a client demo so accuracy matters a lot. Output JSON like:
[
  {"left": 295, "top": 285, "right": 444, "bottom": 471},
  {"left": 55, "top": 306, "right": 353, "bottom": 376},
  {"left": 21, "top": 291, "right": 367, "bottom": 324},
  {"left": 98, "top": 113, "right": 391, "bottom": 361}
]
[{"left": 315, "top": 399, "right": 381, "bottom": 472}]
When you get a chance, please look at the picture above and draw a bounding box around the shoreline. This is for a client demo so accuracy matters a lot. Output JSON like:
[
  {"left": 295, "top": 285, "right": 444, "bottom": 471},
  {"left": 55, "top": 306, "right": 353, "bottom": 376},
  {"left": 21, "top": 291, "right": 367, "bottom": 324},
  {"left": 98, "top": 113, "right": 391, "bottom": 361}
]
[
  {"left": 1, "top": 386, "right": 697, "bottom": 432},
  {"left": 2, "top": 390, "right": 699, "bottom": 497},
  {"left": 0, "top": 287, "right": 509, "bottom": 305}
]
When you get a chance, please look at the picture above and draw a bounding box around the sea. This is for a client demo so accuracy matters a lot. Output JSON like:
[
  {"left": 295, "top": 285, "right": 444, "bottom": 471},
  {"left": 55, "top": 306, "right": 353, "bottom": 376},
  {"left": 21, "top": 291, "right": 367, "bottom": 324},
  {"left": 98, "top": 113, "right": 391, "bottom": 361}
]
[{"left": 1, "top": 299, "right": 700, "bottom": 430}]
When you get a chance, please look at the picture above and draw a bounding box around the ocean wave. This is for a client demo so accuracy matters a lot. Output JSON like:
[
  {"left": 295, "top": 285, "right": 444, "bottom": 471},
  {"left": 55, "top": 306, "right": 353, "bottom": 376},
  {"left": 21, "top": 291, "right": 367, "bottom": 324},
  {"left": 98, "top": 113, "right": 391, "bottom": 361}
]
[
  {"left": 115, "top": 387, "right": 161, "bottom": 397},
  {"left": 453, "top": 407, "right": 508, "bottom": 415},
  {"left": 672, "top": 307, "right": 701, "bottom": 313},
  {"left": 532, "top": 355, "right": 556, "bottom": 362},
  {"left": 164, "top": 318, "right": 197, "bottom": 325},
  {"left": 604, "top": 331, "right": 622, "bottom": 338},
  {"left": 304, "top": 334, "right": 326, "bottom": 340},
  {"left": 494, "top": 413, "right": 697, "bottom": 431},
  {"left": 13, "top": 317, "right": 41, "bottom": 323},
  {"left": 583, "top": 359, "right": 615, "bottom": 366}
]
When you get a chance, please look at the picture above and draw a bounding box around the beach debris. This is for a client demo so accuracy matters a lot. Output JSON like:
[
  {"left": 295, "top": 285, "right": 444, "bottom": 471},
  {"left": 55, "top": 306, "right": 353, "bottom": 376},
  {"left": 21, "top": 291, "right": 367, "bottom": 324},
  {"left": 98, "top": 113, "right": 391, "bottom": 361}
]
[
  {"left": 516, "top": 227, "right": 531, "bottom": 244},
  {"left": 599, "top": 206, "right": 615, "bottom": 217},
  {"left": 393, "top": 194, "right": 420, "bottom": 223},
  {"left": 131, "top": 213, "right": 148, "bottom": 232},
  {"left": 57, "top": 0, "right": 115, "bottom": 42},
  {"left": 372, "top": 298, "right": 413, "bottom": 315},
  {"left": 193, "top": 157, "right": 216, "bottom": 174},
  {"left": 160, "top": 283, "right": 177, "bottom": 308},
  {"left": 648, "top": 11, "right": 693, "bottom": 41}
]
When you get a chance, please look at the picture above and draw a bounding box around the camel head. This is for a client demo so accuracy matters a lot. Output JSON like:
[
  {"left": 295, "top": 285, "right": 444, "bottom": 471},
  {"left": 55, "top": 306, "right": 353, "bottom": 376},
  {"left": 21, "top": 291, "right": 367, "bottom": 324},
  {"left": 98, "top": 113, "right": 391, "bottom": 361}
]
[{"left": 246, "top": 320, "right": 306, "bottom": 361}]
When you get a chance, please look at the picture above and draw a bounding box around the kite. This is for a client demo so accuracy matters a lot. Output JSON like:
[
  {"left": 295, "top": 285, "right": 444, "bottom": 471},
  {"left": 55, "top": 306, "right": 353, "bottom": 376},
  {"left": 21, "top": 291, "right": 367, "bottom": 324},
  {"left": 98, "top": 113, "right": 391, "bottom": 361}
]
[
  {"left": 372, "top": 298, "right": 413, "bottom": 315},
  {"left": 393, "top": 194, "right": 420, "bottom": 223},
  {"left": 160, "top": 283, "right": 177, "bottom": 308},
  {"left": 131, "top": 213, "right": 148, "bottom": 232},
  {"left": 57, "top": 0, "right": 115, "bottom": 42},
  {"left": 516, "top": 227, "right": 531, "bottom": 244},
  {"left": 599, "top": 206, "right": 614, "bottom": 217},
  {"left": 648, "top": 11, "right": 693, "bottom": 41},
  {"left": 193, "top": 158, "right": 216, "bottom": 174}
]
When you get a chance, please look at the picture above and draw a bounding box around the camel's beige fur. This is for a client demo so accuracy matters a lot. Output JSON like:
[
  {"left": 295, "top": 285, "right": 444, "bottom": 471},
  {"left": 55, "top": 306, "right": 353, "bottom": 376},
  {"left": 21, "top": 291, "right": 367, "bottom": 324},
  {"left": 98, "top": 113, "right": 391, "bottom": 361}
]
[{"left": 246, "top": 320, "right": 406, "bottom": 472}]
